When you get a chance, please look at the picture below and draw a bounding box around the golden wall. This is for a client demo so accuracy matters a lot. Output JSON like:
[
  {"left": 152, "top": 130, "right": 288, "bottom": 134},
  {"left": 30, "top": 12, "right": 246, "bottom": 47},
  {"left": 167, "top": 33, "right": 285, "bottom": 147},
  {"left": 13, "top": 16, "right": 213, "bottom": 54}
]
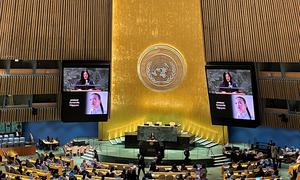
[{"left": 100, "top": 0, "right": 228, "bottom": 144}]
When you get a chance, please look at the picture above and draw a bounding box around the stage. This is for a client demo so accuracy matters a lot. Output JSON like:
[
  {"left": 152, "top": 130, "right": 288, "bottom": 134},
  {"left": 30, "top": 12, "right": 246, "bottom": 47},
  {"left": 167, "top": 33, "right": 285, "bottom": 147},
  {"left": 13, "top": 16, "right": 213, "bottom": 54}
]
[{"left": 84, "top": 139, "right": 226, "bottom": 167}]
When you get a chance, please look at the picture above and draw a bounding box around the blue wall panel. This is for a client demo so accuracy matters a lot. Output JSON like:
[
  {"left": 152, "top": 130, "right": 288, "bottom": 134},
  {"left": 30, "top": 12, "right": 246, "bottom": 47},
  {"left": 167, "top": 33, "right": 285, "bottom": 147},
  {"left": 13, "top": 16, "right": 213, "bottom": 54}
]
[
  {"left": 23, "top": 121, "right": 98, "bottom": 145},
  {"left": 229, "top": 126, "right": 300, "bottom": 148}
]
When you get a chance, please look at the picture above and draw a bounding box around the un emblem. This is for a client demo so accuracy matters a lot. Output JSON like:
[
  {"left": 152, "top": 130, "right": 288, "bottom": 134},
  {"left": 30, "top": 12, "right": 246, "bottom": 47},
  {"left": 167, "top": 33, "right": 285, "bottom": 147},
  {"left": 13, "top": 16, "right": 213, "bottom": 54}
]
[{"left": 137, "top": 44, "right": 186, "bottom": 92}]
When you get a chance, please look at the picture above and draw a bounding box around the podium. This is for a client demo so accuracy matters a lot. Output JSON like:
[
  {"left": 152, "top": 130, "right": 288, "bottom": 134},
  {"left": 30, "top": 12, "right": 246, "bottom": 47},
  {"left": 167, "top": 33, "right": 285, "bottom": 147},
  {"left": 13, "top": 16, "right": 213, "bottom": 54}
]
[{"left": 139, "top": 139, "right": 164, "bottom": 157}]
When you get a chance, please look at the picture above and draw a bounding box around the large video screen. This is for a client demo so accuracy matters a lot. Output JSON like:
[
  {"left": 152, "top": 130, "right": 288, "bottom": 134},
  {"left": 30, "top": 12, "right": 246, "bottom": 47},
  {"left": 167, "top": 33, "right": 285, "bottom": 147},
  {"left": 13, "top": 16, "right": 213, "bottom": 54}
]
[
  {"left": 61, "top": 61, "right": 110, "bottom": 122},
  {"left": 205, "top": 63, "right": 259, "bottom": 127}
]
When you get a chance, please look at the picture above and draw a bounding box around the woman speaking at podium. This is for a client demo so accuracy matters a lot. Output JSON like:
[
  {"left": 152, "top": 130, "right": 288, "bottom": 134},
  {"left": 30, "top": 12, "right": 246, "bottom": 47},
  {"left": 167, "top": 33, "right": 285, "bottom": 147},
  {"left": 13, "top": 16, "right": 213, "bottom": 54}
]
[
  {"left": 75, "top": 70, "right": 95, "bottom": 90},
  {"left": 219, "top": 71, "right": 238, "bottom": 93}
]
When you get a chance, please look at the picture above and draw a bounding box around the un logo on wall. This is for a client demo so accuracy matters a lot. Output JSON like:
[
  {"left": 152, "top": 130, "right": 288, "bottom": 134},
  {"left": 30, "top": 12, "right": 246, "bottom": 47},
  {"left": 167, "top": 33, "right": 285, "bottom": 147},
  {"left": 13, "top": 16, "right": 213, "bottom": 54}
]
[{"left": 137, "top": 44, "right": 186, "bottom": 92}]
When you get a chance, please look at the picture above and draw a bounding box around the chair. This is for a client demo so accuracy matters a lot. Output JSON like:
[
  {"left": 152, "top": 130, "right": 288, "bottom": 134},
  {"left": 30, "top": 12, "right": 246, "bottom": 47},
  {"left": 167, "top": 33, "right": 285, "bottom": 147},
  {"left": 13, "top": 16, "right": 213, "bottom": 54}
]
[
  {"left": 64, "top": 146, "right": 72, "bottom": 156},
  {"left": 19, "top": 137, "right": 25, "bottom": 147},
  {"left": 71, "top": 146, "right": 78, "bottom": 156},
  {"left": 14, "top": 142, "right": 19, "bottom": 147},
  {"left": 19, "top": 141, "right": 25, "bottom": 147},
  {"left": 79, "top": 146, "right": 86, "bottom": 156},
  {"left": 97, "top": 171, "right": 104, "bottom": 177},
  {"left": 166, "top": 175, "right": 175, "bottom": 180},
  {"left": 9, "top": 134, "right": 14, "bottom": 138},
  {"left": 157, "top": 174, "right": 166, "bottom": 180},
  {"left": 19, "top": 137, "right": 25, "bottom": 142},
  {"left": 2, "top": 138, "right": 8, "bottom": 143},
  {"left": 155, "top": 121, "right": 162, "bottom": 126},
  {"left": 169, "top": 122, "right": 176, "bottom": 126},
  {"left": 0, "top": 135, "right": 3, "bottom": 139},
  {"left": 158, "top": 167, "right": 165, "bottom": 172},
  {"left": 4, "top": 165, "right": 10, "bottom": 173},
  {"left": 4, "top": 134, "right": 8, "bottom": 138},
  {"left": 7, "top": 142, "right": 13, "bottom": 147},
  {"left": 146, "top": 121, "right": 153, "bottom": 125},
  {"left": 1, "top": 142, "right": 7, "bottom": 148}
]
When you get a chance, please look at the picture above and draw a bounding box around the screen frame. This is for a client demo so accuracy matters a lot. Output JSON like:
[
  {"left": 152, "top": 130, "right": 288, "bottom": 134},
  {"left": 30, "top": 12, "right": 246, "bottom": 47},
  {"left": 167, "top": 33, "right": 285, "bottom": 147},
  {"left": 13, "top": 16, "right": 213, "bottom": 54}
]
[
  {"left": 205, "top": 62, "right": 260, "bottom": 127},
  {"left": 61, "top": 60, "right": 111, "bottom": 122}
]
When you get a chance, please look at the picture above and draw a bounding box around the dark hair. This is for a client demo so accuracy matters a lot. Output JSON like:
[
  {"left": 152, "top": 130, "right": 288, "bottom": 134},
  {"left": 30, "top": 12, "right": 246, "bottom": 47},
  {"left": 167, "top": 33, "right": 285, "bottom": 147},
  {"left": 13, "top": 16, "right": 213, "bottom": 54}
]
[
  {"left": 79, "top": 70, "right": 90, "bottom": 84},
  {"left": 92, "top": 93, "right": 104, "bottom": 114},
  {"left": 237, "top": 96, "right": 252, "bottom": 120},
  {"left": 223, "top": 72, "right": 233, "bottom": 87}
]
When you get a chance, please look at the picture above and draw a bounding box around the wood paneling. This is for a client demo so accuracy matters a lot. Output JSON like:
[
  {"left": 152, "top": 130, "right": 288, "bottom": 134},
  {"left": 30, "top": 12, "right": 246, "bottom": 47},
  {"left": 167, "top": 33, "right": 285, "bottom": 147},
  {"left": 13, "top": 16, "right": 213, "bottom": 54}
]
[
  {"left": 258, "top": 79, "right": 300, "bottom": 100},
  {"left": 0, "top": 0, "right": 112, "bottom": 61},
  {"left": 0, "top": 75, "right": 60, "bottom": 95},
  {"left": 261, "top": 112, "right": 300, "bottom": 129},
  {"left": 201, "top": 0, "right": 299, "bottom": 62},
  {"left": 0, "top": 107, "right": 59, "bottom": 122}
]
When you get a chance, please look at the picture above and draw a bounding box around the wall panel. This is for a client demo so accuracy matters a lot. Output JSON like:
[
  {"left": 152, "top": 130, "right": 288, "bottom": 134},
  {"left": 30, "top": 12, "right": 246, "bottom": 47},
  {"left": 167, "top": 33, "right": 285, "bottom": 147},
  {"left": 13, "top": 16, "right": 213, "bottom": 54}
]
[
  {"left": 201, "top": 0, "right": 299, "bottom": 62},
  {"left": 0, "top": 0, "right": 112, "bottom": 61}
]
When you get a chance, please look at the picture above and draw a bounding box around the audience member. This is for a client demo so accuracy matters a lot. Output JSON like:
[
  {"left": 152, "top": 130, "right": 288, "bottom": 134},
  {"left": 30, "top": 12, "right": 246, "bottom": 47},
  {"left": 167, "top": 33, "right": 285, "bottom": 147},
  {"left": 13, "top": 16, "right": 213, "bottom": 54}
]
[
  {"left": 171, "top": 164, "right": 179, "bottom": 172},
  {"left": 271, "top": 143, "right": 278, "bottom": 166},
  {"left": 149, "top": 161, "right": 157, "bottom": 172},
  {"left": 236, "top": 162, "right": 243, "bottom": 170},
  {"left": 94, "top": 150, "right": 99, "bottom": 162},
  {"left": 200, "top": 164, "right": 207, "bottom": 179},
  {"left": 184, "top": 148, "right": 190, "bottom": 164},
  {"left": 156, "top": 151, "right": 163, "bottom": 165},
  {"left": 255, "top": 166, "right": 265, "bottom": 178},
  {"left": 137, "top": 154, "right": 146, "bottom": 177},
  {"left": 277, "top": 146, "right": 283, "bottom": 168},
  {"left": 181, "top": 163, "right": 188, "bottom": 171}
]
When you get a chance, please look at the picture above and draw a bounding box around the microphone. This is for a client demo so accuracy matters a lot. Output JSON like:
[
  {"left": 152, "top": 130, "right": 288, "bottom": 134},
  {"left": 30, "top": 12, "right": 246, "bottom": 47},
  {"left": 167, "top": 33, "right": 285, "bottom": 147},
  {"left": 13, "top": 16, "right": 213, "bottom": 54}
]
[
  {"left": 228, "top": 82, "right": 232, "bottom": 88},
  {"left": 85, "top": 80, "right": 89, "bottom": 85}
]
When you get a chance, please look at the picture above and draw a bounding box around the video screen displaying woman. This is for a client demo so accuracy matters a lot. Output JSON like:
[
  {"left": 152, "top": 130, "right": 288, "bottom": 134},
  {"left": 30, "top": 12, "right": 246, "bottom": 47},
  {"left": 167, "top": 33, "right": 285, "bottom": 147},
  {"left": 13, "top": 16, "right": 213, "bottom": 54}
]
[
  {"left": 205, "top": 64, "right": 259, "bottom": 126},
  {"left": 86, "top": 92, "right": 108, "bottom": 115},
  {"left": 232, "top": 95, "right": 255, "bottom": 120},
  {"left": 61, "top": 61, "right": 110, "bottom": 122}
]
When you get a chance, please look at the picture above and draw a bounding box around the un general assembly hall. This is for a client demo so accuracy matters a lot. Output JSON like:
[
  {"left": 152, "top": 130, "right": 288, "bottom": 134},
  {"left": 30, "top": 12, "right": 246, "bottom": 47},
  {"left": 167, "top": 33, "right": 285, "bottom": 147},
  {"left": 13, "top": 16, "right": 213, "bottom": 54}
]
[{"left": 0, "top": 0, "right": 299, "bottom": 179}]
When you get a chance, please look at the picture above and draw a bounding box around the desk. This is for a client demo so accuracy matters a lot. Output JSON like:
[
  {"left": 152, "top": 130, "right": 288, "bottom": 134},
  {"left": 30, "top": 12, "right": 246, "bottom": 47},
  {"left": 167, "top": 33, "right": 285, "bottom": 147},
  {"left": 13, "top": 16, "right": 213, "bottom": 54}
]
[
  {"left": 42, "top": 140, "right": 59, "bottom": 150},
  {"left": 0, "top": 145, "right": 36, "bottom": 156},
  {"left": 24, "top": 167, "right": 51, "bottom": 180},
  {"left": 125, "top": 131, "right": 195, "bottom": 150},
  {"left": 137, "top": 125, "right": 179, "bottom": 142}
]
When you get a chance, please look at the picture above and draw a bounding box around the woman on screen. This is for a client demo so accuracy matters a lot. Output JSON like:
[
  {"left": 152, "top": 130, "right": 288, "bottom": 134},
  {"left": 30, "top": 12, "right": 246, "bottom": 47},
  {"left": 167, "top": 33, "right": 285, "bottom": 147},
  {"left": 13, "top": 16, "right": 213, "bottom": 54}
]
[
  {"left": 235, "top": 96, "right": 252, "bottom": 120},
  {"left": 89, "top": 93, "right": 104, "bottom": 114},
  {"left": 75, "top": 70, "right": 95, "bottom": 90},
  {"left": 219, "top": 72, "right": 238, "bottom": 93}
]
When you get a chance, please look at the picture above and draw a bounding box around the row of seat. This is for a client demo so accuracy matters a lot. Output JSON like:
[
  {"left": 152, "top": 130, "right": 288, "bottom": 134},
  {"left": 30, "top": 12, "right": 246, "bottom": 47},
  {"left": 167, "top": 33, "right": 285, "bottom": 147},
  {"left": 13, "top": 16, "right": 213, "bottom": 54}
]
[
  {"left": 0, "top": 136, "right": 26, "bottom": 148},
  {"left": 0, "top": 137, "right": 25, "bottom": 143},
  {"left": 0, "top": 134, "right": 18, "bottom": 139},
  {"left": 0, "top": 141, "right": 25, "bottom": 148}
]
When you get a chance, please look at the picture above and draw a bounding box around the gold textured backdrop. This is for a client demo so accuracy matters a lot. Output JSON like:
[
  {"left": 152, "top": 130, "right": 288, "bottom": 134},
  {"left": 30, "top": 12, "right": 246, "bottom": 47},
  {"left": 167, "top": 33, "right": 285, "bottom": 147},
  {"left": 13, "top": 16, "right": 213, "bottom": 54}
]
[{"left": 100, "top": 0, "right": 228, "bottom": 144}]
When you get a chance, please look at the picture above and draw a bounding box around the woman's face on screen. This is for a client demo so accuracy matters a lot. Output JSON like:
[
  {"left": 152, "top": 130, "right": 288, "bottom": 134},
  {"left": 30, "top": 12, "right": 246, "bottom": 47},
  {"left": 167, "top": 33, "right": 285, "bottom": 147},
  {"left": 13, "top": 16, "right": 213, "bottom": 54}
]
[
  {"left": 83, "top": 71, "right": 89, "bottom": 80},
  {"left": 91, "top": 94, "right": 101, "bottom": 108},
  {"left": 225, "top": 73, "right": 231, "bottom": 82},
  {"left": 236, "top": 98, "right": 246, "bottom": 112}
]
